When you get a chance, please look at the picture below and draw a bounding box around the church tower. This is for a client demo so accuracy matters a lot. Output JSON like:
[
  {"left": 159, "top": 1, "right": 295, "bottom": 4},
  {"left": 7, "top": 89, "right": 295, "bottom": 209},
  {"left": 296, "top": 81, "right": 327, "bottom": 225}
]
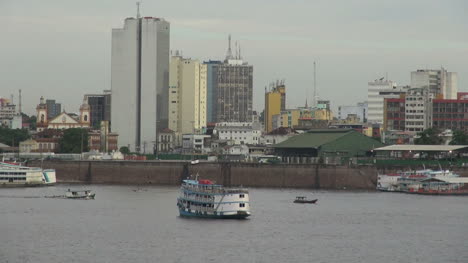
[
  {"left": 36, "top": 96, "right": 48, "bottom": 131},
  {"left": 79, "top": 98, "right": 91, "bottom": 125}
]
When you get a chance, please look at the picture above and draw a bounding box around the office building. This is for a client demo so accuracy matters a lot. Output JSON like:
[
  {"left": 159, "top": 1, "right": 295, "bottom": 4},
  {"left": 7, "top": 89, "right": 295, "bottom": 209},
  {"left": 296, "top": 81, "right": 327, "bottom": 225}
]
[
  {"left": 211, "top": 35, "right": 253, "bottom": 123},
  {"left": 338, "top": 102, "right": 367, "bottom": 121},
  {"left": 46, "top": 99, "right": 61, "bottom": 119},
  {"left": 404, "top": 87, "right": 434, "bottom": 132},
  {"left": 367, "top": 78, "right": 407, "bottom": 124},
  {"left": 168, "top": 55, "right": 207, "bottom": 145},
  {"left": 204, "top": 60, "right": 222, "bottom": 123},
  {"left": 111, "top": 15, "right": 170, "bottom": 153},
  {"left": 84, "top": 91, "right": 111, "bottom": 128},
  {"left": 411, "top": 68, "right": 457, "bottom": 99},
  {"left": 264, "top": 81, "right": 286, "bottom": 132}
]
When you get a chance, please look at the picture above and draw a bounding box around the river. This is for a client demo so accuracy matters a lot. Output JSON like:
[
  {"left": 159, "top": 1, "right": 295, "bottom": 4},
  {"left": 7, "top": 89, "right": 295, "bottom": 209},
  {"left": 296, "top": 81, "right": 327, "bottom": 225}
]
[{"left": 1, "top": 185, "right": 467, "bottom": 263}]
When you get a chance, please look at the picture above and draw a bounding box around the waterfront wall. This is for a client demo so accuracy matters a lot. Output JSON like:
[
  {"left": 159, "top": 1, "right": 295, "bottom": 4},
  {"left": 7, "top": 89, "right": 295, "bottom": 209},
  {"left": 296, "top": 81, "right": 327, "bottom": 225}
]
[{"left": 28, "top": 160, "right": 379, "bottom": 190}]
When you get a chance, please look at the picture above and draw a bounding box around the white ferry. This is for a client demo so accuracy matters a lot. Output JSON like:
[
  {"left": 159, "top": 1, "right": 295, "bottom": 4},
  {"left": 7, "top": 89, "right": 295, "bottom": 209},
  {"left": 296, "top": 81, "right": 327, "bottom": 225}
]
[
  {"left": 377, "top": 169, "right": 458, "bottom": 192},
  {"left": 0, "top": 162, "right": 56, "bottom": 187},
  {"left": 177, "top": 178, "right": 251, "bottom": 219}
]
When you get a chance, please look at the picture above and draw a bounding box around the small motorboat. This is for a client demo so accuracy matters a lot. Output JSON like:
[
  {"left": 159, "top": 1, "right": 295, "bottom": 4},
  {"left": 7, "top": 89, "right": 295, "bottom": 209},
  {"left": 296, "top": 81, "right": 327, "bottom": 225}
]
[
  {"left": 293, "top": 196, "right": 317, "bottom": 204},
  {"left": 65, "top": 189, "right": 95, "bottom": 199}
]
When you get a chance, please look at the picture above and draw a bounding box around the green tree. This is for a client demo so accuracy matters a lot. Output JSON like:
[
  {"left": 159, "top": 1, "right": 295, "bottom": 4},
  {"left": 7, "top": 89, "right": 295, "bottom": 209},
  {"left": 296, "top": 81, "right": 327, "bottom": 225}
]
[
  {"left": 449, "top": 130, "right": 468, "bottom": 145},
  {"left": 59, "top": 128, "right": 89, "bottom": 153},
  {"left": 0, "top": 127, "right": 30, "bottom": 147},
  {"left": 414, "top": 128, "right": 443, "bottom": 145},
  {"left": 119, "top": 146, "right": 130, "bottom": 154}
]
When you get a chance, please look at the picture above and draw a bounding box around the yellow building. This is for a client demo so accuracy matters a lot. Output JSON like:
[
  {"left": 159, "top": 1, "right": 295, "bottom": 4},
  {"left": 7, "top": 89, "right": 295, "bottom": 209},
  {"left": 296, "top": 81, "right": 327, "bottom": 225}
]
[
  {"left": 168, "top": 55, "right": 207, "bottom": 145},
  {"left": 264, "top": 83, "right": 286, "bottom": 132},
  {"left": 272, "top": 109, "right": 300, "bottom": 130},
  {"left": 313, "top": 109, "right": 334, "bottom": 121}
]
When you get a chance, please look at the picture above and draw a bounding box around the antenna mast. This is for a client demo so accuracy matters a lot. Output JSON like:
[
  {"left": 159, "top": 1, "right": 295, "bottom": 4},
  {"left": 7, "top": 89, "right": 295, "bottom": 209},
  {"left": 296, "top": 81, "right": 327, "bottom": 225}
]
[
  {"left": 136, "top": 1, "right": 141, "bottom": 19},
  {"left": 313, "top": 61, "right": 317, "bottom": 108},
  {"left": 19, "top": 89, "right": 22, "bottom": 114}
]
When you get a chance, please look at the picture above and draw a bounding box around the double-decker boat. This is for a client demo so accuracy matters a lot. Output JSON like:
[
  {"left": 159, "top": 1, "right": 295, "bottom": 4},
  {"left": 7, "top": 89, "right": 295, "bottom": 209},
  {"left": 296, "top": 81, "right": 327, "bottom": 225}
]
[
  {"left": 0, "top": 161, "right": 56, "bottom": 187},
  {"left": 177, "top": 178, "right": 251, "bottom": 219}
]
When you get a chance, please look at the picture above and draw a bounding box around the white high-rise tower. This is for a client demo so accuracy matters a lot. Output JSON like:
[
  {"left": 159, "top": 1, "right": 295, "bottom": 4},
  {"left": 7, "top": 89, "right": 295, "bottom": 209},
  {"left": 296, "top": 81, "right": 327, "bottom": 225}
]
[{"left": 111, "top": 12, "right": 170, "bottom": 153}]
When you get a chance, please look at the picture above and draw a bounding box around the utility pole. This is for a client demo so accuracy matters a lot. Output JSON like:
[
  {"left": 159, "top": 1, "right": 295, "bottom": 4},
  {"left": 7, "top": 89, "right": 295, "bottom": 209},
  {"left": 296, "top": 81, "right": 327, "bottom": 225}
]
[{"left": 80, "top": 130, "right": 83, "bottom": 160}]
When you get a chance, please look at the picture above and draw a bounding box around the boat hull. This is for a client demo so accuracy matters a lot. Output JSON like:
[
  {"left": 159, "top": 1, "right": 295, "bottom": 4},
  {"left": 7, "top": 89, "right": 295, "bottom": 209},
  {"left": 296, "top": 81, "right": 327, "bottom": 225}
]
[
  {"left": 179, "top": 209, "right": 250, "bottom": 219},
  {"left": 294, "top": 199, "right": 317, "bottom": 204}
]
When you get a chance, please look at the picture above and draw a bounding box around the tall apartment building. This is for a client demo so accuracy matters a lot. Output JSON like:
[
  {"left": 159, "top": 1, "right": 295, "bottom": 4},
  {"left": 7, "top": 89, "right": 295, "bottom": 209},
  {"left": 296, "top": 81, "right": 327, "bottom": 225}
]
[
  {"left": 45, "top": 99, "right": 61, "bottom": 119},
  {"left": 168, "top": 55, "right": 207, "bottom": 145},
  {"left": 367, "top": 78, "right": 406, "bottom": 124},
  {"left": 411, "top": 68, "right": 457, "bottom": 99},
  {"left": 404, "top": 88, "right": 433, "bottom": 132},
  {"left": 383, "top": 98, "right": 405, "bottom": 131},
  {"left": 264, "top": 81, "right": 286, "bottom": 133},
  {"left": 206, "top": 36, "right": 253, "bottom": 123},
  {"left": 111, "top": 15, "right": 170, "bottom": 153},
  {"left": 84, "top": 91, "right": 111, "bottom": 128}
]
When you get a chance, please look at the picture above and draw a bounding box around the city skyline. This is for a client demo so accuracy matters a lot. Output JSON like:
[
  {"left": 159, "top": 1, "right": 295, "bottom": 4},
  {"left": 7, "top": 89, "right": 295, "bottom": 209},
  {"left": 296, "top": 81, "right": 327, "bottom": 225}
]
[{"left": 1, "top": 0, "right": 467, "bottom": 115}]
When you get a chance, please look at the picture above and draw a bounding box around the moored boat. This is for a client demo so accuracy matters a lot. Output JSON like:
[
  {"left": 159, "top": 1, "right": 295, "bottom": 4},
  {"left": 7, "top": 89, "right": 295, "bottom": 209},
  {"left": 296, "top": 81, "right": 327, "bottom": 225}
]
[
  {"left": 177, "top": 178, "right": 250, "bottom": 219},
  {"left": 377, "top": 169, "right": 459, "bottom": 192},
  {"left": 293, "top": 196, "right": 318, "bottom": 204},
  {"left": 0, "top": 161, "right": 56, "bottom": 187}
]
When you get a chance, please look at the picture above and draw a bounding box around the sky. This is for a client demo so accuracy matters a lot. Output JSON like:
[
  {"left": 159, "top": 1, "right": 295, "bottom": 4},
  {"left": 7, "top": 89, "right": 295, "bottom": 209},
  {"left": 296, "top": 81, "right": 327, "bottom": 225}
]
[{"left": 1, "top": 0, "right": 467, "bottom": 115}]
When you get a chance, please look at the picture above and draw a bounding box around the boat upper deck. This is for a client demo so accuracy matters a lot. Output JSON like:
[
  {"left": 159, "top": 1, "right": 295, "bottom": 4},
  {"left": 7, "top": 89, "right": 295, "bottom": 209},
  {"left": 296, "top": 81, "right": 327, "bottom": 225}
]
[{"left": 181, "top": 179, "right": 248, "bottom": 194}]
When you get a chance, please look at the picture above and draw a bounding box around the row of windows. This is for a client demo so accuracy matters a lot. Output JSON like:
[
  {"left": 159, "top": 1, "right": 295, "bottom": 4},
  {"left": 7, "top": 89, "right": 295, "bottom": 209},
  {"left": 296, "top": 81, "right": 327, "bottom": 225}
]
[
  {"left": 0, "top": 177, "right": 26, "bottom": 180},
  {"left": 0, "top": 172, "right": 27, "bottom": 175}
]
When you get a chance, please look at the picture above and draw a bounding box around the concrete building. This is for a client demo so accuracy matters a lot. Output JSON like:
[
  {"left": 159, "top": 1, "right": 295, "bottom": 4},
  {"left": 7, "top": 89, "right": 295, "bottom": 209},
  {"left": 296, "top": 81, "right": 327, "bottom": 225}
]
[
  {"left": 214, "top": 122, "right": 262, "bottom": 145},
  {"left": 157, "top": 128, "right": 175, "bottom": 153},
  {"left": 212, "top": 36, "right": 253, "bottom": 123},
  {"left": 46, "top": 99, "right": 61, "bottom": 119},
  {"left": 411, "top": 68, "right": 457, "bottom": 99},
  {"left": 383, "top": 98, "right": 406, "bottom": 131},
  {"left": 264, "top": 81, "right": 286, "bottom": 133},
  {"left": 111, "top": 15, "right": 170, "bottom": 153},
  {"left": 271, "top": 109, "right": 301, "bottom": 131},
  {"left": 405, "top": 87, "right": 433, "bottom": 132},
  {"left": 367, "top": 79, "right": 407, "bottom": 124},
  {"left": 168, "top": 55, "right": 207, "bottom": 146},
  {"left": 182, "top": 134, "right": 211, "bottom": 153},
  {"left": 0, "top": 97, "right": 16, "bottom": 127},
  {"left": 84, "top": 91, "right": 111, "bottom": 128},
  {"left": 338, "top": 102, "right": 367, "bottom": 121},
  {"left": 204, "top": 60, "right": 222, "bottom": 123}
]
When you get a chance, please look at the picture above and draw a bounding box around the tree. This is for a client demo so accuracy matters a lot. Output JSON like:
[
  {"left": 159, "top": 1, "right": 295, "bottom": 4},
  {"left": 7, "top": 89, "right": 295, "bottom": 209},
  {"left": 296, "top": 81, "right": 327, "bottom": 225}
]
[
  {"left": 59, "top": 128, "right": 89, "bottom": 153},
  {"left": 0, "top": 127, "right": 30, "bottom": 147},
  {"left": 449, "top": 130, "right": 468, "bottom": 145},
  {"left": 119, "top": 146, "right": 130, "bottom": 154},
  {"left": 414, "top": 128, "right": 443, "bottom": 145}
]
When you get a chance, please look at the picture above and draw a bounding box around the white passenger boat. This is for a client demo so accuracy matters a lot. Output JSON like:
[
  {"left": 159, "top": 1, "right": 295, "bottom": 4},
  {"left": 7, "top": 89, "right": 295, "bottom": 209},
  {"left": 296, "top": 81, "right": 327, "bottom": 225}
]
[
  {"left": 0, "top": 161, "right": 56, "bottom": 187},
  {"left": 177, "top": 178, "right": 251, "bottom": 219}
]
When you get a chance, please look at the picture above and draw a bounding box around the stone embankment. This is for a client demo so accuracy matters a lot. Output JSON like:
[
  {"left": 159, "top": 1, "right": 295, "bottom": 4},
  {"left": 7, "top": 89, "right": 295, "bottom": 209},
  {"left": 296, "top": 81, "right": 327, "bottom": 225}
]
[{"left": 29, "top": 160, "right": 380, "bottom": 190}]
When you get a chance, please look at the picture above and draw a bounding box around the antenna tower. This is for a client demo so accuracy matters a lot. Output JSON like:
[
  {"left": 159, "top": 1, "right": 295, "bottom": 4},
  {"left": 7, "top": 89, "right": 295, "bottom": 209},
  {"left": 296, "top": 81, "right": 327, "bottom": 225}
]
[
  {"left": 19, "top": 89, "right": 22, "bottom": 114},
  {"left": 313, "top": 61, "right": 317, "bottom": 108},
  {"left": 136, "top": 1, "right": 141, "bottom": 18}
]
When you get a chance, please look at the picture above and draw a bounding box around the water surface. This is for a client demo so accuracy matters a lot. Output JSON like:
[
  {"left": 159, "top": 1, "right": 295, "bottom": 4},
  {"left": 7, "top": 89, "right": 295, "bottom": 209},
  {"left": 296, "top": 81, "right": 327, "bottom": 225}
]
[{"left": 1, "top": 185, "right": 467, "bottom": 263}]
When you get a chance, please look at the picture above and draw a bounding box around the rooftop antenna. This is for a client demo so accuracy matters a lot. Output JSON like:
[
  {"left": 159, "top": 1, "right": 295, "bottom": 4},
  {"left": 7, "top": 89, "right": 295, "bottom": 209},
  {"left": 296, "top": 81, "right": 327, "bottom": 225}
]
[
  {"left": 18, "top": 89, "right": 22, "bottom": 114},
  {"left": 235, "top": 41, "right": 238, "bottom": 59},
  {"left": 313, "top": 61, "right": 317, "bottom": 108},
  {"left": 239, "top": 43, "right": 242, "bottom": 60},
  {"left": 136, "top": 1, "right": 141, "bottom": 19},
  {"left": 225, "top": 34, "right": 233, "bottom": 60}
]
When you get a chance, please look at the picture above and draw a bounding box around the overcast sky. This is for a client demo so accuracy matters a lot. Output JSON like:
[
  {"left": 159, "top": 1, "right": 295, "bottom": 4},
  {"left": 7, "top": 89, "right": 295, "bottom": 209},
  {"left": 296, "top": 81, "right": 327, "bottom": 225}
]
[{"left": 1, "top": 0, "right": 467, "bottom": 115}]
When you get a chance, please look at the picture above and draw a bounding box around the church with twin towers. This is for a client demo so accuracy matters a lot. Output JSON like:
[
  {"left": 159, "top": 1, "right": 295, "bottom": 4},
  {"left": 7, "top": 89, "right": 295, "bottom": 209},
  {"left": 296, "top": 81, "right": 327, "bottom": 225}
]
[{"left": 111, "top": 8, "right": 253, "bottom": 153}]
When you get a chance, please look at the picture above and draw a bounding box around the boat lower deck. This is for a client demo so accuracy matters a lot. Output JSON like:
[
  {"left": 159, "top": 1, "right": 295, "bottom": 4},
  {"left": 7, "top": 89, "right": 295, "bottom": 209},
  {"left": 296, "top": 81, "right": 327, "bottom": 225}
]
[{"left": 179, "top": 209, "right": 250, "bottom": 219}]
